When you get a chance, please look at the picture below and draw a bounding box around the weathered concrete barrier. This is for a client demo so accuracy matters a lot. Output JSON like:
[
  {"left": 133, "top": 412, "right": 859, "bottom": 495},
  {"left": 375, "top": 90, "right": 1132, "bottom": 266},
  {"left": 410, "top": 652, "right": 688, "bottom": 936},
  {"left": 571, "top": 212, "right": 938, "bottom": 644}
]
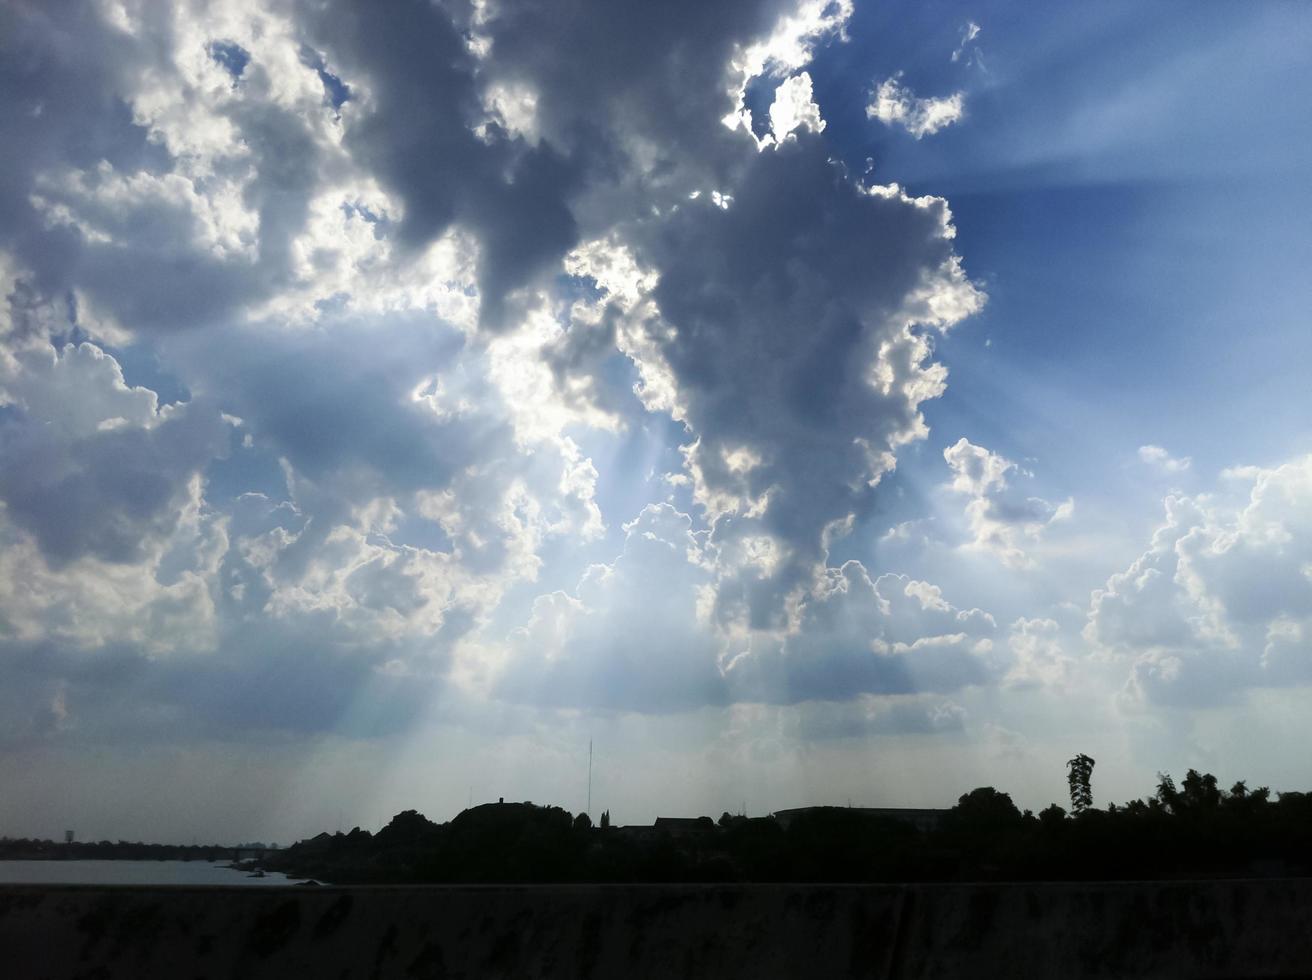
[{"left": 3, "top": 879, "right": 1311, "bottom": 979}]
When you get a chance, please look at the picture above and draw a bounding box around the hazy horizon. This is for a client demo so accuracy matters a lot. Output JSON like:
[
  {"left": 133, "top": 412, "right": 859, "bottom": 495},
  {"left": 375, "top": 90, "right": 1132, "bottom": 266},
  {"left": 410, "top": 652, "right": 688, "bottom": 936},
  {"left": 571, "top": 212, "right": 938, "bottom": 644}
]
[{"left": 2, "top": 0, "right": 1310, "bottom": 847}]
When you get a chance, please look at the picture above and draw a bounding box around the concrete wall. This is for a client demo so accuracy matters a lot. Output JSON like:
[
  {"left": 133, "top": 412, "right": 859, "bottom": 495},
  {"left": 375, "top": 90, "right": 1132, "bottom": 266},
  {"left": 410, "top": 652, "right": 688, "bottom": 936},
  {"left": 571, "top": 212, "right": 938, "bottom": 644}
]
[{"left": 4, "top": 879, "right": 1312, "bottom": 979}]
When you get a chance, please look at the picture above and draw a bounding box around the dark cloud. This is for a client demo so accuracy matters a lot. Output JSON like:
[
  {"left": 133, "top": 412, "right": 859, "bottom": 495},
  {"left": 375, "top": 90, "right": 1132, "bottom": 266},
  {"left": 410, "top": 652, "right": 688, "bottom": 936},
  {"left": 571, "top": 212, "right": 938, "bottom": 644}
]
[
  {"left": 295, "top": 0, "right": 831, "bottom": 328},
  {"left": 725, "top": 562, "right": 994, "bottom": 704},
  {"left": 477, "top": 0, "right": 791, "bottom": 189},
  {"left": 294, "top": 0, "right": 482, "bottom": 248},
  {"left": 0, "top": 632, "right": 437, "bottom": 747},
  {"left": 173, "top": 317, "right": 478, "bottom": 493},
  {"left": 495, "top": 511, "right": 995, "bottom": 713},
  {"left": 0, "top": 343, "right": 230, "bottom": 567},
  {"left": 164, "top": 312, "right": 585, "bottom": 591},
  {"left": 293, "top": 0, "right": 580, "bottom": 328},
  {"left": 568, "top": 134, "right": 981, "bottom": 633},
  {"left": 0, "top": 4, "right": 263, "bottom": 333}
]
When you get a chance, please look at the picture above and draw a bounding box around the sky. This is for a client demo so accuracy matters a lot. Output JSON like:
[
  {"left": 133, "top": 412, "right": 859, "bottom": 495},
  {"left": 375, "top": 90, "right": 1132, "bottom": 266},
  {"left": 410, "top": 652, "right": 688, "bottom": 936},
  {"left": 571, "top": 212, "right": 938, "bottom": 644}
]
[{"left": 1, "top": 0, "right": 1310, "bottom": 845}]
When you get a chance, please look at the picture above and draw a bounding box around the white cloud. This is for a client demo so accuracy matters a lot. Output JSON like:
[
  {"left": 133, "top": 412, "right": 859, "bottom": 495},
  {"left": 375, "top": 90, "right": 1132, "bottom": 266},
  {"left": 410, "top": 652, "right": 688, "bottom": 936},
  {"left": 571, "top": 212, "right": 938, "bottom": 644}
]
[
  {"left": 1138, "top": 444, "right": 1193, "bottom": 473},
  {"left": 722, "top": 0, "right": 853, "bottom": 137},
  {"left": 0, "top": 478, "right": 225, "bottom": 657},
  {"left": 943, "top": 438, "right": 1072, "bottom": 567},
  {"left": 868, "top": 73, "right": 965, "bottom": 138},
  {"left": 951, "top": 22, "right": 982, "bottom": 64},
  {"left": 1088, "top": 455, "right": 1312, "bottom": 705},
  {"left": 769, "top": 72, "right": 826, "bottom": 141},
  {"left": 1005, "top": 617, "right": 1072, "bottom": 690}
]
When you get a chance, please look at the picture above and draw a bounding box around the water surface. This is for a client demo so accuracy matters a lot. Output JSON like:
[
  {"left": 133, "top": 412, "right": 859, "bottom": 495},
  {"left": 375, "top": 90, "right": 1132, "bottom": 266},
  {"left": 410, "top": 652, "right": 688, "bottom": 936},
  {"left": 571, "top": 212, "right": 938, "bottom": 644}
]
[{"left": 0, "top": 860, "right": 300, "bottom": 886}]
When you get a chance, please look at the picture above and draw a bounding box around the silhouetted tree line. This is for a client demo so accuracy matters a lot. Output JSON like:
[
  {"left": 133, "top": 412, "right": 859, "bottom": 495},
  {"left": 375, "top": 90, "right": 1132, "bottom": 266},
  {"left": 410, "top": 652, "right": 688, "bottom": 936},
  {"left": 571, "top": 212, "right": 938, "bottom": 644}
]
[{"left": 261, "top": 768, "right": 1312, "bottom": 885}]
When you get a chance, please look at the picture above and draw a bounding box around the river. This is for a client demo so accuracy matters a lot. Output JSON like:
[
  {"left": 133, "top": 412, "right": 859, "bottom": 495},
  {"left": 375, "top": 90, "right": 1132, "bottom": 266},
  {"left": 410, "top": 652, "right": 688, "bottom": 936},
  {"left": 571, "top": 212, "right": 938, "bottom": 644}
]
[{"left": 0, "top": 860, "right": 303, "bottom": 886}]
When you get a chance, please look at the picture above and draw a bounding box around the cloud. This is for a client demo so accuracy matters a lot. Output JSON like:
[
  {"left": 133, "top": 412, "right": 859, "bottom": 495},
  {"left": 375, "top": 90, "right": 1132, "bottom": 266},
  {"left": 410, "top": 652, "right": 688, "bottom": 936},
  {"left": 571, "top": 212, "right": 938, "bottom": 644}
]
[
  {"left": 563, "top": 137, "right": 983, "bottom": 649},
  {"left": 868, "top": 73, "right": 965, "bottom": 138},
  {"left": 1088, "top": 455, "right": 1312, "bottom": 706},
  {"left": 1138, "top": 444, "right": 1192, "bottom": 473},
  {"left": 951, "top": 22, "right": 982, "bottom": 64},
  {"left": 1004, "top": 618, "right": 1072, "bottom": 690},
  {"left": 0, "top": 0, "right": 1306, "bottom": 843},
  {"left": 0, "top": 290, "right": 603, "bottom": 745},
  {"left": 768, "top": 72, "right": 826, "bottom": 141},
  {"left": 497, "top": 503, "right": 727, "bottom": 712},
  {"left": 496, "top": 507, "right": 998, "bottom": 712},
  {"left": 0, "top": 0, "right": 995, "bottom": 753},
  {"left": 0, "top": 1, "right": 354, "bottom": 336},
  {"left": 723, "top": 563, "right": 995, "bottom": 704},
  {"left": 721, "top": 0, "right": 853, "bottom": 139},
  {"left": 0, "top": 342, "right": 231, "bottom": 567},
  {"left": 785, "top": 695, "right": 966, "bottom": 740},
  {"left": 943, "top": 438, "right": 1072, "bottom": 567}
]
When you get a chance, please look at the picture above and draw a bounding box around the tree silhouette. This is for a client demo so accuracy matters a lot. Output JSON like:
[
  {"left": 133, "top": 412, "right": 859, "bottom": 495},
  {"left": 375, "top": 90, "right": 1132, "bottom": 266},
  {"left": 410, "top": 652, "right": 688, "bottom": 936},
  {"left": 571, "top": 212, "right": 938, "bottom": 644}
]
[
  {"left": 946, "top": 787, "right": 1023, "bottom": 834},
  {"left": 255, "top": 766, "right": 1312, "bottom": 885},
  {"left": 599, "top": 810, "right": 610, "bottom": 830},
  {"left": 1179, "top": 769, "right": 1222, "bottom": 811},
  {"left": 1155, "top": 772, "right": 1178, "bottom": 810},
  {"left": 1067, "top": 754, "right": 1096, "bottom": 814},
  {"left": 1038, "top": 803, "right": 1067, "bottom": 831}
]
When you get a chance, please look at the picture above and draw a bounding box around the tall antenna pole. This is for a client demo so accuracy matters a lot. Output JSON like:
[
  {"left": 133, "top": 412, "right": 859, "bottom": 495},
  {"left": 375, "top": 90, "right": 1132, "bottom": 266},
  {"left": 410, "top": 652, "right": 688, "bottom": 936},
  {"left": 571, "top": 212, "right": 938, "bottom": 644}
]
[{"left": 587, "top": 739, "right": 593, "bottom": 820}]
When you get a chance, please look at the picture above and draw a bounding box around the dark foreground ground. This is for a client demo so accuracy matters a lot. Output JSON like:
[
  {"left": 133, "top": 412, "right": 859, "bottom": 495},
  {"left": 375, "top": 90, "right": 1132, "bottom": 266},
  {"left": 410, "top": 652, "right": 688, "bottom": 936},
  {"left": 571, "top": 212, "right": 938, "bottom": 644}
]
[{"left": 4, "top": 879, "right": 1312, "bottom": 979}]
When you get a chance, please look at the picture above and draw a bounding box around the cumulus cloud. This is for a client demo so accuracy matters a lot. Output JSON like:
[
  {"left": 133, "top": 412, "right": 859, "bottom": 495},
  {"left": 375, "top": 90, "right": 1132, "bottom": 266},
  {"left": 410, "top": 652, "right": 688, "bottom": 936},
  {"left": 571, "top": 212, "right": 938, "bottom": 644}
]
[
  {"left": 868, "top": 73, "right": 965, "bottom": 138},
  {"left": 723, "top": 564, "right": 996, "bottom": 704},
  {"left": 943, "top": 438, "right": 1072, "bottom": 567},
  {"left": 768, "top": 72, "right": 826, "bottom": 141},
  {"left": 563, "top": 138, "right": 983, "bottom": 650},
  {"left": 722, "top": 0, "right": 853, "bottom": 139},
  {"left": 1088, "top": 455, "right": 1312, "bottom": 706},
  {"left": 496, "top": 508, "right": 997, "bottom": 712},
  {"left": 0, "top": 1, "right": 353, "bottom": 335},
  {"left": 0, "top": 277, "right": 602, "bottom": 744},
  {"left": 0, "top": 0, "right": 998, "bottom": 752},
  {"left": 0, "top": 342, "right": 231, "bottom": 567},
  {"left": 1139, "top": 444, "right": 1192, "bottom": 473}
]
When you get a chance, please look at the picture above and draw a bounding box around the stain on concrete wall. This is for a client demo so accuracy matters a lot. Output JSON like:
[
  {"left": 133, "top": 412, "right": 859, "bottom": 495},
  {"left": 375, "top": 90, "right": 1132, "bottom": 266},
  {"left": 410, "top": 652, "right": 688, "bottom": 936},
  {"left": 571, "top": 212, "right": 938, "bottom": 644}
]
[{"left": 3, "top": 880, "right": 1312, "bottom": 979}]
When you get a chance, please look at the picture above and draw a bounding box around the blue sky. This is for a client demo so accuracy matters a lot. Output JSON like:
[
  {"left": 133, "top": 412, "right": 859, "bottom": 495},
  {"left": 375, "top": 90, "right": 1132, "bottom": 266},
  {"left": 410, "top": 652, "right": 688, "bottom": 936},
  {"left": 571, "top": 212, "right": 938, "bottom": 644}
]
[
  {"left": 1, "top": 0, "right": 1310, "bottom": 844},
  {"left": 817, "top": 0, "right": 1312, "bottom": 481}
]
